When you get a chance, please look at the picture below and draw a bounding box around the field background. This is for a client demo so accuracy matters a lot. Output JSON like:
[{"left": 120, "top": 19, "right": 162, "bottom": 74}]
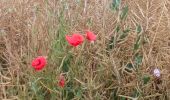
[{"left": 1, "top": 0, "right": 170, "bottom": 100}]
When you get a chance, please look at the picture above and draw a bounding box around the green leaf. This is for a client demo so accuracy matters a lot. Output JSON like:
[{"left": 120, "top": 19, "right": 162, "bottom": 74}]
[
  {"left": 110, "top": 88, "right": 119, "bottom": 100},
  {"left": 123, "top": 28, "right": 130, "bottom": 34},
  {"left": 67, "top": 91, "right": 74, "bottom": 100},
  {"left": 133, "top": 35, "right": 141, "bottom": 51},
  {"left": 125, "top": 63, "right": 133, "bottom": 73},
  {"left": 134, "top": 42, "right": 140, "bottom": 51},
  {"left": 136, "top": 35, "right": 141, "bottom": 43},
  {"left": 120, "top": 97, "right": 126, "bottom": 100},
  {"left": 31, "top": 82, "right": 38, "bottom": 94},
  {"left": 62, "top": 54, "right": 73, "bottom": 72},
  {"left": 114, "top": 0, "right": 121, "bottom": 5},
  {"left": 75, "top": 88, "right": 83, "bottom": 99},
  {"left": 111, "top": 0, "right": 121, "bottom": 10},
  {"left": 75, "top": 0, "right": 80, "bottom": 3},
  {"left": 65, "top": 81, "right": 75, "bottom": 100},
  {"left": 115, "top": 25, "right": 120, "bottom": 33},
  {"left": 120, "top": 6, "right": 128, "bottom": 20},
  {"left": 127, "top": 63, "right": 133, "bottom": 69},
  {"left": 143, "top": 75, "right": 150, "bottom": 84},
  {"left": 108, "top": 36, "right": 115, "bottom": 49},
  {"left": 136, "top": 24, "right": 142, "bottom": 34},
  {"left": 134, "top": 54, "right": 143, "bottom": 66},
  {"left": 119, "top": 28, "right": 130, "bottom": 40},
  {"left": 119, "top": 32, "right": 128, "bottom": 40}
]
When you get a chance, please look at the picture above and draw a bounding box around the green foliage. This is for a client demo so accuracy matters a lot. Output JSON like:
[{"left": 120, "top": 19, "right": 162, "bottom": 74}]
[
  {"left": 48, "top": 4, "right": 69, "bottom": 73},
  {"left": 30, "top": 78, "right": 46, "bottom": 99},
  {"left": 108, "top": 0, "right": 130, "bottom": 51},
  {"left": 49, "top": 9, "right": 68, "bottom": 59},
  {"left": 111, "top": 0, "right": 121, "bottom": 10},
  {"left": 119, "top": 28, "right": 130, "bottom": 40},
  {"left": 62, "top": 53, "right": 73, "bottom": 72},
  {"left": 143, "top": 75, "right": 150, "bottom": 85},
  {"left": 125, "top": 63, "right": 133, "bottom": 73},
  {"left": 108, "top": 36, "right": 115, "bottom": 50},
  {"left": 63, "top": 80, "right": 74, "bottom": 100},
  {"left": 31, "top": 78, "right": 41, "bottom": 95},
  {"left": 134, "top": 53, "right": 143, "bottom": 68},
  {"left": 120, "top": 6, "right": 129, "bottom": 20},
  {"left": 110, "top": 87, "right": 119, "bottom": 100},
  {"left": 30, "top": 76, "right": 60, "bottom": 99},
  {"left": 120, "top": 97, "right": 126, "bottom": 100},
  {"left": 134, "top": 32, "right": 142, "bottom": 51},
  {"left": 116, "top": 25, "right": 121, "bottom": 33},
  {"left": 2, "top": 0, "right": 165, "bottom": 99},
  {"left": 133, "top": 24, "right": 143, "bottom": 52},
  {"left": 136, "top": 24, "right": 142, "bottom": 34},
  {"left": 135, "top": 54, "right": 143, "bottom": 65},
  {"left": 107, "top": 26, "right": 130, "bottom": 50},
  {"left": 63, "top": 81, "right": 84, "bottom": 100},
  {"left": 75, "top": 87, "right": 83, "bottom": 99}
]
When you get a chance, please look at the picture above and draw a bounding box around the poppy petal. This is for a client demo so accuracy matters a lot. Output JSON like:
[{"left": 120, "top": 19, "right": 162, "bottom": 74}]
[
  {"left": 86, "top": 30, "right": 96, "bottom": 41},
  {"left": 66, "top": 33, "right": 84, "bottom": 47},
  {"left": 31, "top": 56, "right": 47, "bottom": 71}
]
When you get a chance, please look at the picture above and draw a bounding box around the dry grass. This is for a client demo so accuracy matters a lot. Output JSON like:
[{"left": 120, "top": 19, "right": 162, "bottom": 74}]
[{"left": 0, "top": 0, "right": 170, "bottom": 99}]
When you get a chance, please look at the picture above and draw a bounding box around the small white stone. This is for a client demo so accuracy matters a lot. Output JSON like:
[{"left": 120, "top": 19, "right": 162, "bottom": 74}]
[{"left": 153, "top": 68, "right": 160, "bottom": 77}]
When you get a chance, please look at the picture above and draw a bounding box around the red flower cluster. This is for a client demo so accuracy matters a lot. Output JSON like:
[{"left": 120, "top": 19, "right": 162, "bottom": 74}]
[
  {"left": 31, "top": 30, "right": 96, "bottom": 88},
  {"left": 31, "top": 56, "right": 47, "bottom": 71},
  {"left": 66, "top": 30, "right": 97, "bottom": 47}
]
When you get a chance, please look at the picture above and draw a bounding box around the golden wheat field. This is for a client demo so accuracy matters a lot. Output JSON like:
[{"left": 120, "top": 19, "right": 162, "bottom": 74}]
[{"left": 1, "top": 0, "right": 170, "bottom": 100}]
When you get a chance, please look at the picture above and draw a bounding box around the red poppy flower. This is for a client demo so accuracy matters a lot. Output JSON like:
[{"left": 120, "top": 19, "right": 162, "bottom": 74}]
[
  {"left": 31, "top": 56, "right": 47, "bottom": 71},
  {"left": 66, "top": 33, "right": 84, "bottom": 47},
  {"left": 85, "top": 30, "right": 96, "bottom": 42},
  {"left": 58, "top": 75, "right": 65, "bottom": 88}
]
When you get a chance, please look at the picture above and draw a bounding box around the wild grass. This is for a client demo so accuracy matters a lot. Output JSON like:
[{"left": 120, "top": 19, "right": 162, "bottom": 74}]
[{"left": 0, "top": 0, "right": 170, "bottom": 100}]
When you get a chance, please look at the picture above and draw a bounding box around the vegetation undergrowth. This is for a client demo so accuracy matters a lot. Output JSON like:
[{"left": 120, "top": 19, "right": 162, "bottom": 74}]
[{"left": 1, "top": 0, "right": 170, "bottom": 100}]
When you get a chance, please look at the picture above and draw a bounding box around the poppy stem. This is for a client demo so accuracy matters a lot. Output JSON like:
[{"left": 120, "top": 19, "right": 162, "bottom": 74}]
[{"left": 61, "top": 89, "right": 64, "bottom": 100}]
